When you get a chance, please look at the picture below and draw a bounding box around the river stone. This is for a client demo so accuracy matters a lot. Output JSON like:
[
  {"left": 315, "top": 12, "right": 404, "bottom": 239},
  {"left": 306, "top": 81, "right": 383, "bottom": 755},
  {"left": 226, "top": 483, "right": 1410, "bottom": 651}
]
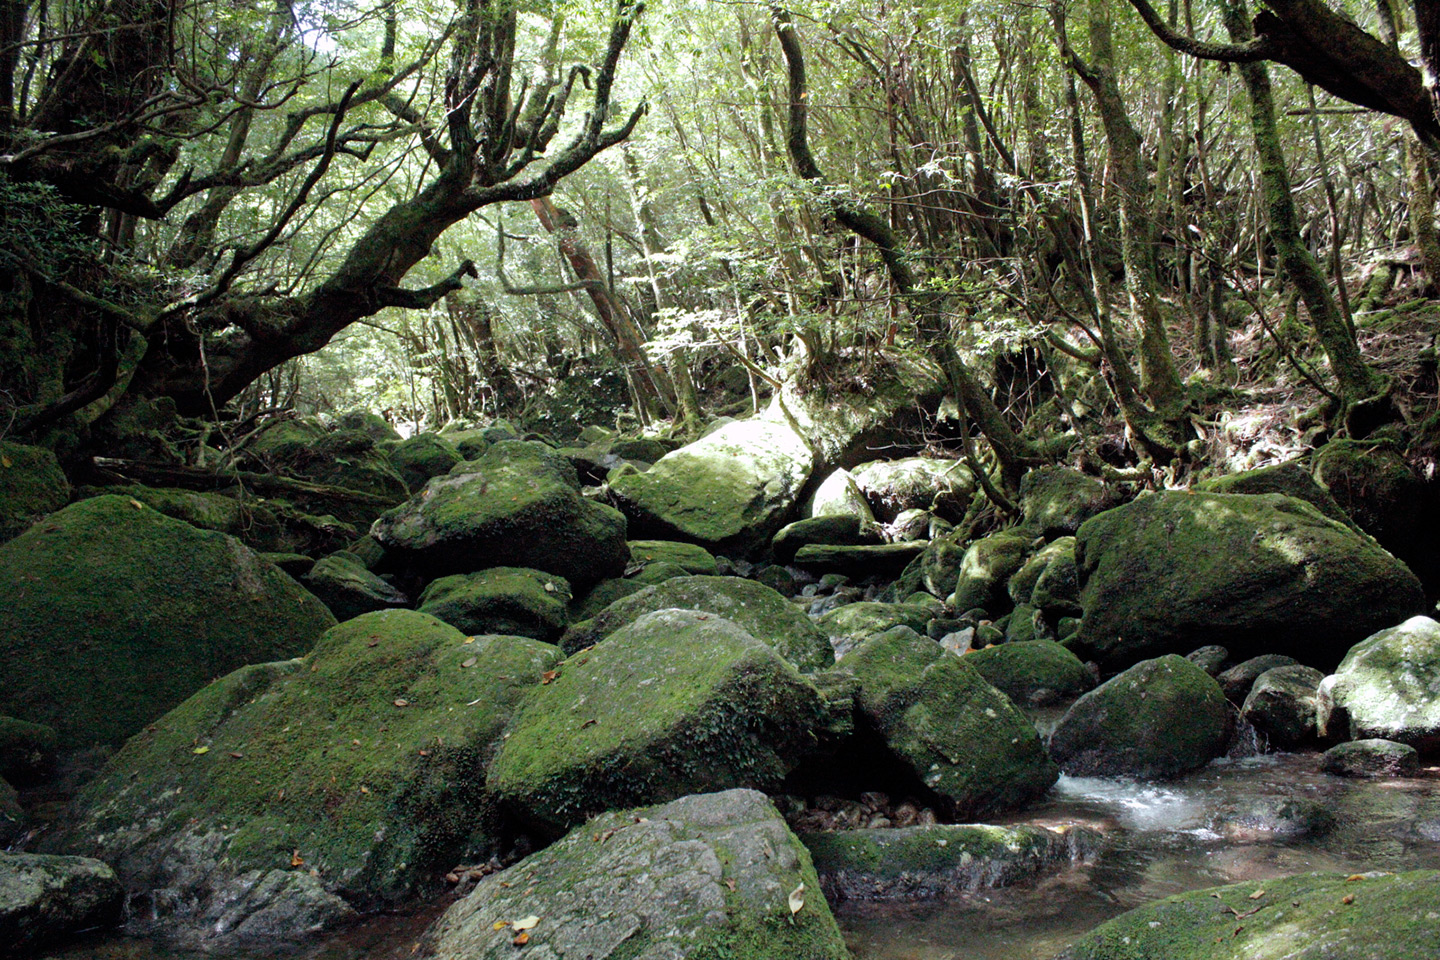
[
  {"left": 302, "top": 552, "right": 409, "bottom": 622},
  {"left": 1071, "top": 491, "right": 1424, "bottom": 670},
  {"left": 560, "top": 575, "right": 834, "bottom": 671},
  {"left": 1320, "top": 739, "right": 1421, "bottom": 778},
  {"left": 818, "top": 602, "right": 933, "bottom": 660},
  {"left": 793, "top": 542, "right": 927, "bottom": 577},
  {"left": 1215, "top": 797, "right": 1336, "bottom": 841},
  {"left": 0, "top": 853, "right": 124, "bottom": 954},
  {"left": 947, "top": 532, "right": 1032, "bottom": 615},
  {"left": 772, "top": 515, "right": 878, "bottom": 564},
  {"left": 0, "top": 440, "right": 70, "bottom": 543},
  {"left": 1320, "top": 615, "right": 1440, "bottom": 754},
  {"left": 1049, "top": 655, "right": 1231, "bottom": 779},
  {"left": 851, "top": 457, "right": 974, "bottom": 522},
  {"left": 418, "top": 567, "right": 571, "bottom": 641},
  {"left": 1056, "top": 871, "right": 1440, "bottom": 960},
  {"left": 488, "top": 610, "right": 840, "bottom": 833},
  {"left": 626, "top": 539, "right": 719, "bottom": 575},
  {"left": 372, "top": 440, "right": 629, "bottom": 588},
  {"left": 0, "top": 495, "right": 335, "bottom": 746},
  {"left": 608, "top": 417, "right": 814, "bottom": 556},
  {"left": 1219, "top": 654, "right": 1302, "bottom": 703},
  {"left": 801, "top": 823, "right": 1096, "bottom": 902},
  {"left": 965, "top": 641, "right": 1095, "bottom": 708},
  {"left": 837, "top": 627, "right": 1058, "bottom": 818},
  {"left": 388, "top": 433, "right": 463, "bottom": 491},
  {"left": 46, "top": 611, "right": 559, "bottom": 946},
  {"left": 1199, "top": 460, "right": 1357, "bottom": 530},
  {"left": 419, "top": 789, "right": 848, "bottom": 960},
  {"left": 1241, "top": 665, "right": 1325, "bottom": 749},
  {"left": 1018, "top": 465, "right": 1120, "bottom": 538},
  {"left": 1185, "top": 645, "right": 1230, "bottom": 676},
  {"left": 806, "top": 467, "right": 877, "bottom": 522}
]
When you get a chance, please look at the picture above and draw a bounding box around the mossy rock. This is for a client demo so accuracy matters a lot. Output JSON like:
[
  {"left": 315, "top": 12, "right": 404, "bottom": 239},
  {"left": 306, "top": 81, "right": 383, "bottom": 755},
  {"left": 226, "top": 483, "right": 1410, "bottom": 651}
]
[
  {"left": 303, "top": 552, "right": 409, "bottom": 623},
  {"left": 0, "top": 779, "right": 22, "bottom": 847},
  {"left": 0, "top": 852, "right": 124, "bottom": 955},
  {"left": 1029, "top": 538, "right": 1080, "bottom": 615},
  {"left": 337, "top": 411, "right": 402, "bottom": 442},
  {"left": 420, "top": 789, "right": 849, "bottom": 960},
  {"left": 919, "top": 528, "right": 968, "bottom": 599},
  {"left": 1072, "top": 492, "right": 1424, "bottom": 670},
  {"left": 1199, "top": 461, "right": 1356, "bottom": 531},
  {"left": 49, "top": 611, "right": 560, "bottom": 942},
  {"left": 625, "top": 559, "right": 691, "bottom": 585},
  {"left": 438, "top": 427, "right": 492, "bottom": 461},
  {"left": 947, "top": 532, "right": 1032, "bottom": 615},
  {"left": 0, "top": 715, "right": 58, "bottom": 786},
  {"left": 1319, "top": 739, "right": 1420, "bottom": 778},
  {"left": 1009, "top": 537, "right": 1073, "bottom": 605},
  {"left": 247, "top": 420, "right": 409, "bottom": 527},
  {"left": 1322, "top": 616, "right": 1440, "bottom": 754},
  {"left": 773, "top": 515, "right": 878, "bottom": 564},
  {"left": 817, "top": 601, "right": 932, "bottom": 660},
  {"left": 0, "top": 496, "right": 335, "bottom": 746},
  {"left": 805, "top": 467, "right": 876, "bottom": 523},
  {"left": 1048, "top": 655, "right": 1231, "bottom": 779},
  {"left": 801, "top": 823, "right": 1093, "bottom": 902},
  {"left": 1218, "top": 654, "right": 1301, "bottom": 703},
  {"left": 626, "top": 538, "right": 719, "bottom": 575},
  {"left": 487, "top": 610, "right": 840, "bottom": 833},
  {"left": 567, "top": 577, "right": 648, "bottom": 623},
  {"left": 1017, "top": 465, "right": 1120, "bottom": 538},
  {"left": 372, "top": 441, "right": 629, "bottom": 589},
  {"left": 418, "top": 567, "right": 571, "bottom": 642},
  {"left": 836, "top": 627, "right": 1058, "bottom": 819},
  {"left": 793, "top": 542, "right": 927, "bottom": 577},
  {"left": 1313, "top": 439, "right": 1436, "bottom": 588},
  {"left": 561, "top": 575, "right": 834, "bottom": 672},
  {"left": 850, "top": 457, "right": 974, "bottom": 523},
  {"left": 1057, "top": 871, "right": 1440, "bottom": 960},
  {"left": 608, "top": 417, "right": 815, "bottom": 556},
  {"left": 75, "top": 484, "right": 285, "bottom": 548},
  {"left": 0, "top": 440, "right": 69, "bottom": 543},
  {"left": 1241, "top": 665, "right": 1324, "bottom": 749},
  {"left": 964, "top": 641, "right": 1094, "bottom": 708},
  {"left": 388, "top": 433, "right": 462, "bottom": 491}
]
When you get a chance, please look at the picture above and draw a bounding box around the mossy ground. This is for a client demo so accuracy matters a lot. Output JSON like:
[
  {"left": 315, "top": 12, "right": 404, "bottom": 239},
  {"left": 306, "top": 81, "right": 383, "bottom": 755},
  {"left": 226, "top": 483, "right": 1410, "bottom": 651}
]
[{"left": 0, "top": 440, "right": 69, "bottom": 542}]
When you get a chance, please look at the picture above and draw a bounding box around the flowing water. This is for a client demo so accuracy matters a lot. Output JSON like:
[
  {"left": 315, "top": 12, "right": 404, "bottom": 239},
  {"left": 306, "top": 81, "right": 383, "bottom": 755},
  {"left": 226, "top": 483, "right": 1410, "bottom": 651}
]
[{"left": 39, "top": 754, "right": 1440, "bottom": 960}]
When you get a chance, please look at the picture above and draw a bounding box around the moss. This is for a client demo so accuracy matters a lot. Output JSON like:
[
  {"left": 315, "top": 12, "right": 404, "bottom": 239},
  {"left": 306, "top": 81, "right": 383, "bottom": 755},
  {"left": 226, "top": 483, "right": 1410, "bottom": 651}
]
[
  {"left": 0, "top": 496, "right": 335, "bottom": 746},
  {"left": 0, "top": 716, "right": 57, "bottom": 784},
  {"left": 772, "top": 515, "right": 875, "bottom": 564},
  {"left": 948, "top": 532, "right": 1033, "bottom": 615},
  {"left": 567, "top": 577, "right": 648, "bottom": 622},
  {"left": 965, "top": 641, "right": 1094, "bottom": 707},
  {"left": 792, "top": 542, "right": 927, "bottom": 576},
  {"left": 817, "top": 602, "right": 932, "bottom": 650},
  {"left": 626, "top": 539, "right": 720, "bottom": 575},
  {"left": 560, "top": 575, "right": 834, "bottom": 671},
  {"left": 303, "top": 553, "right": 408, "bottom": 623},
  {"left": 0, "top": 440, "right": 69, "bottom": 542},
  {"left": 418, "top": 567, "right": 571, "bottom": 641},
  {"left": 1327, "top": 615, "right": 1440, "bottom": 753},
  {"left": 1198, "top": 461, "right": 1356, "bottom": 530},
  {"left": 1059, "top": 871, "right": 1440, "bottom": 960},
  {"left": 850, "top": 457, "right": 974, "bottom": 523},
  {"left": 487, "top": 610, "right": 835, "bottom": 832},
  {"left": 1018, "top": 466, "right": 1120, "bottom": 538},
  {"left": 54, "top": 611, "right": 560, "bottom": 910},
  {"left": 388, "top": 433, "right": 462, "bottom": 491}
]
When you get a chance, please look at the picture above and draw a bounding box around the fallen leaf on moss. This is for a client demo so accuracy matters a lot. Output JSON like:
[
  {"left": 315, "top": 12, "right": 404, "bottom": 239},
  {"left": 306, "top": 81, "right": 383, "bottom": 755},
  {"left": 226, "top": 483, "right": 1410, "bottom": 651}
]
[
  {"left": 512, "top": 932, "right": 529, "bottom": 946},
  {"left": 788, "top": 882, "right": 805, "bottom": 918},
  {"left": 393, "top": 698, "right": 410, "bottom": 707},
  {"left": 192, "top": 746, "right": 209, "bottom": 755},
  {"left": 513, "top": 916, "right": 539, "bottom": 931},
  {"left": 462, "top": 657, "right": 478, "bottom": 668},
  {"left": 291, "top": 850, "right": 304, "bottom": 867}
]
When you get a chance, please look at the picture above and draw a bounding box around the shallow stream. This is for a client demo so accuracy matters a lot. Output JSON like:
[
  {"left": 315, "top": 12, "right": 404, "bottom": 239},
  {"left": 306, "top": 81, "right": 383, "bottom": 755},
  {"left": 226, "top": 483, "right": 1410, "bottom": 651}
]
[{"left": 40, "top": 753, "right": 1440, "bottom": 960}]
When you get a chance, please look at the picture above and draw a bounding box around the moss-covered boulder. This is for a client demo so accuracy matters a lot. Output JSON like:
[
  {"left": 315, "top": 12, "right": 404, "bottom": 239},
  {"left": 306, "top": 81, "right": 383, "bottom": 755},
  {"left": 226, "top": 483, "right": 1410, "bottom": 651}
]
[
  {"left": 1218, "top": 654, "right": 1301, "bottom": 703},
  {"left": 438, "top": 426, "right": 491, "bottom": 461},
  {"left": 1313, "top": 439, "right": 1438, "bottom": 591},
  {"left": 388, "top": 433, "right": 463, "bottom": 491},
  {"left": 418, "top": 567, "right": 571, "bottom": 642},
  {"left": 419, "top": 789, "right": 848, "bottom": 960},
  {"left": 302, "top": 552, "right": 409, "bottom": 623},
  {"left": 1320, "top": 616, "right": 1440, "bottom": 754},
  {"left": 248, "top": 420, "right": 409, "bottom": 524},
  {"left": 817, "top": 602, "right": 932, "bottom": 660},
  {"left": 793, "top": 541, "right": 927, "bottom": 577},
  {"left": 337, "top": 411, "right": 402, "bottom": 442},
  {"left": 372, "top": 441, "right": 629, "bottom": 588},
  {"left": 1199, "top": 461, "right": 1356, "bottom": 530},
  {"left": 560, "top": 575, "right": 834, "bottom": 671},
  {"left": 806, "top": 468, "right": 877, "bottom": 522},
  {"left": 1072, "top": 492, "right": 1424, "bottom": 670},
  {"left": 1056, "top": 871, "right": 1440, "bottom": 960},
  {"left": 964, "top": 641, "right": 1094, "bottom": 708},
  {"left": 0, "top": 440, "right": 69, "bottom": 542},
  {"left": 626, "top": 539, "right": 719, "bottom": 575},
  {"left": 1319, "top": 739, "right": 1420, "bottom": 778},
  {"left": 0, "top": 496, "right": 335, "bottom": 746},
  {"left": 1018, "top": 465, "right": 1120, "bottom": 538},
  {"left": 567, "top": 577, "right": 648, "bottom": 622},
  {"left": 48, "top": 611, "right": 560, "bottom": 944},
  {"left": 76, "top": 483, "right": 289, "bottom": 549},
  {"left": 837, "top": 627, "right": 1057, "bottom": 818},
  {"left": 773, "top": 515, "right": 878, "bottom": 564},
  {"left": 488, "top": 610, "right": 840, "bottom": 833},
  {"left": 851, "top": 457, "right": 974, "bottom": 522},
  {"left": 609, "top": 418, "right": 815, "bottom": 556},
  {"left": 947, "top": 532, "right": 1032, "bottom": 614},
  {"left": 0, "top": 716, "right": 58, "bottom": 786},
  {"left": 0, "top": 853, "right": 124, "bottom": 955},
  {"left": 801, "top": 823, "right": 1094, "bottom": 902},
  {"left": 1048, "top": 655, "right": 1231, "bottom": 779},
  {"left": 1241, "top": 665, "right": 1325, "bottom": 749},
  {"left": 1008, "top": 537, "right": 1075, "bottom": 607}
]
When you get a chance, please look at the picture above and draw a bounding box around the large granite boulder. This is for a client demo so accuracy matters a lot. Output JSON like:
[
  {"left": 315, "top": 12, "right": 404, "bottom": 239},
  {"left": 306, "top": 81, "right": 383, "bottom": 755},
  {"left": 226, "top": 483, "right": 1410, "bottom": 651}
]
[
  {"left": 836, "top": 628, "right": 1057, "bottom": 818},
  {"left": 1048, "top": 655, "right": 1231, "bottom": 779},
  {"left": 817, "top": 602, "right": 932, "bottom": 660},
  {"left": 947, "top": 532, "right": 1033, "bottom": 614},
  {"left": 46, "top": 611, "right": 560, "bottom": 946},
  {"left": 1071, "top": 492, "right": 1424, "bottom": 670},
  {"left": 608, "top": 418, "right": 814, "bottom": 556},
  {"left": 1319, "top": 616, "right": 1440, "bottom": 754},
  {"left": 1319, "top": 739, "right": 1421, "bottom": 778},
  {"left": 1198, "top": 460, "right": 1357, "bottom": 530},
  {"left": 851, "top": 457, "right": 974, "bottom": 522},
  {"left": 372, "top": 440, "right": 629, "bottom": 588},
  {"left": 1241, "top": 665, "right": 1325, "bottom": 749},
  {"left": 1017, "top": 465, "right": 1120, "bottom": 537},
  {"left": 0, "top": 440, "right": 69, "bottom": 542},
  {"left": 561, "top": 575, "right": 834, "bottom": 671},
  {"left": 965, "top": 640, "right": 1095, "bottom": 708},
  {"left": 419, "top": 790, "right": 848, "bottom": 960},
  {"left": 0, "top": 853, "right": 124, "bottom": 955},
  {"left": 626, "top": 539, "right": 719, "bottom": 575},
  {"left": 488, "top": 610, "right": 840, "bottom": 833},
  {"left": 0, "top": 496, "right": 335, "bottom": 746},
  {"left": 1057, "top": 871, "right": 1440, "bottom": 960},
  {"left": 418, "top": 567, "right": 572, "bottom": 642},
  {"left": 805, "top": 468, "right": 876, "bottom": 522}
]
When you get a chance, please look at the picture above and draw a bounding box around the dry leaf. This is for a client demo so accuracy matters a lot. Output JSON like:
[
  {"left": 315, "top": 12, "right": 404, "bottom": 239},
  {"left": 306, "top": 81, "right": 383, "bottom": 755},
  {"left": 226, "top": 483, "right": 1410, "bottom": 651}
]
[
  {"left": 1249, "top": 889, "right": 1266, "bottom": 900},
  {"left": 492, "top": 920, "right": 509, "bottom": 931},
  {"left": 129, "top": 498, "right": 144, "bottom": 509},
  {"left": 462, "top": 657, "right": 478, "bottom": 668},
  {"left": 464, "top": 637, "right": 476, "bottom": 644},
  {"left": 418, "top": 749, "right": 431, "bottom": 757},
  {"left": 359, "top": 785, "right": 370, "bottom": 794},
  {"left": 192, "top": 746, "right": 210, "bottom": 755},
  {"left": 228, "top": 751, "right": 244, "bottom": 759},
  {"left": 1346, "top": 874, "right": 1365, "bottom": 882},
  {"left": 541, "top": 670, "right": 559, "bottom": 685},
  {"left": 580, "top": 719, "right": 597, "bottom": 728},
  {"left": 291, "top": 850, "right": 304, "bottom": 867},
  {"left": 788, "top": 882, "right": 805, "bottom": 918},
  {"left": 1342, "top": 894, "right": 1355, "bottom": 905},
  {"left": 393, "top": 698, "right": 410, "bottom": 707},
  {"left": 0, "top": 455, "right": 10, "bottom": 468},
  {"left": 725, "top": 879, "right": 736, "bottom": 892},
  {"left": 512, "top": 932, "right": 530, "bottom": 946},
  {"left": 512, "top": 916, "right": 539, "bottom": 931}
]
